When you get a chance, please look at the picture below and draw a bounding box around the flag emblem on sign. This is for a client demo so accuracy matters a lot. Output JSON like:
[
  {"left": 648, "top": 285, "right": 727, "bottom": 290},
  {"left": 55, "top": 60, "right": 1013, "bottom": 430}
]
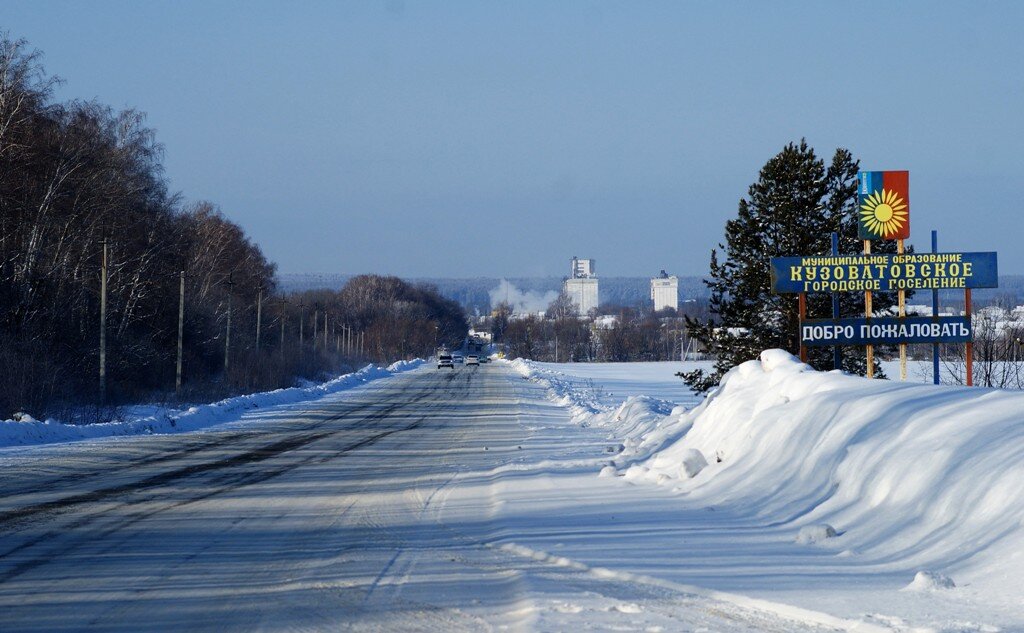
[{"left": 858, "top": 171, "right": 909, "bottom": 240}]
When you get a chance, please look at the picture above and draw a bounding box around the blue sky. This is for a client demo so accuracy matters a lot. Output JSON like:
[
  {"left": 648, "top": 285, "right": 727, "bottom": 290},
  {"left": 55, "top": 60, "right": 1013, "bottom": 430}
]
[{"left": 3, "top": 1, "right": 1022, "bottom": 277}]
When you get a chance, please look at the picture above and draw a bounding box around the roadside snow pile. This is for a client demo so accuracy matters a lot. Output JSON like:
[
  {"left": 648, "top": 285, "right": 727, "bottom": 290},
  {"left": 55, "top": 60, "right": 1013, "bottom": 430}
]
[
  {"left": 509, "top": 359, "right": 688, "bottom": 462},
  {"left": 508, "top": 358, "right": 606, "bottom": 421},
  {"left": 622, "top": 348, "right": 1024, "bottom": 599},
  {"left": 0, "top": 359, "right": 423, "bottom": 449}
]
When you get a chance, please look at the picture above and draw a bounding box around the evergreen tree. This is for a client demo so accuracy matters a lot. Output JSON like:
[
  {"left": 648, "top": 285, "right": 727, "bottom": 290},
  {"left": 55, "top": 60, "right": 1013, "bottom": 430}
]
[{"left": 681, "top": 140, "right": 907, "bottom": 392}]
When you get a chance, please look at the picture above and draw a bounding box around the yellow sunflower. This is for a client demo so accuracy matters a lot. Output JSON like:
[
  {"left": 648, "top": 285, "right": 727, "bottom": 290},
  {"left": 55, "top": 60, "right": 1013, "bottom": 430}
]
[{"left": 859, "top": 189, "right": 908, "bottom": 238}]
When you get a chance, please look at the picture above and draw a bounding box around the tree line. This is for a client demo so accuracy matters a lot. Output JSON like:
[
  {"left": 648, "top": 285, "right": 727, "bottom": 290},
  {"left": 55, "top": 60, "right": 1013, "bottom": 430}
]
[
  {"left": 0, "top": 35, "right": 466, "bottom": 419},
  {"left": 490, "top": 291, "right": 709, "bottom": 363}
]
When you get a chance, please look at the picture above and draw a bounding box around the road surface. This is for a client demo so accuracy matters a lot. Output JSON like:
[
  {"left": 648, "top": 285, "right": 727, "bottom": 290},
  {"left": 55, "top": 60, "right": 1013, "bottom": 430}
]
[{"left": 0, "top": 364, "right": 848, "bottom": 632}]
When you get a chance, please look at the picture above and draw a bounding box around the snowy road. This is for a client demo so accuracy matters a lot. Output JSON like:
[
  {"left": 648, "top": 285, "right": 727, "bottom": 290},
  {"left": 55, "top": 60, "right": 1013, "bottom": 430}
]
[{"left": 0, "top": 365, "right": 868, "bottom": 632}]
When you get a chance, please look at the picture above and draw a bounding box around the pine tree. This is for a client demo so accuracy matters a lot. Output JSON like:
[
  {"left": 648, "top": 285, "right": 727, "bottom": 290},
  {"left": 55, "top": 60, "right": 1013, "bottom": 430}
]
[{"left": 681, "top": 140, "right": 906, "bottom": 392}]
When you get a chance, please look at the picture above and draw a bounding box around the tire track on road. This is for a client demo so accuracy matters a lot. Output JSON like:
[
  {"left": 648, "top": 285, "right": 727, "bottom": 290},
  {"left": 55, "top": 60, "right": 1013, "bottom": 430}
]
[{"left": 0, "top": 375, "right": 448, "bottom": 584}]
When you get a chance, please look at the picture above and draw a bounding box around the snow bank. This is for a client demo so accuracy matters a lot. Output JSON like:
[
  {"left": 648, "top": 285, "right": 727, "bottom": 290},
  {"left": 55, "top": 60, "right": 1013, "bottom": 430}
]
[
  {"left": 0, "top": 359, "right": 424, "bottom": 449},
  {"left": 508, "top": 358, "right": 606, "bottom": 421},
  {"left": 509, "top": 358, "right": 689, "bottom": 463},
  {"left": 620, "top": 349, "right": 1024, "bottom": 602}
]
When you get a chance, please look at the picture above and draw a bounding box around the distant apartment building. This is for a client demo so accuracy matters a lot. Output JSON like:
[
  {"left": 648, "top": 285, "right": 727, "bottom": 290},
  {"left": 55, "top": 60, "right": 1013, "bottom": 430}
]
[
  {"left": 650, "top": 270, "right": 678, "bottom": 312},
  {"left": 564, "top": 256, "right": 599, "bottom": 315}
]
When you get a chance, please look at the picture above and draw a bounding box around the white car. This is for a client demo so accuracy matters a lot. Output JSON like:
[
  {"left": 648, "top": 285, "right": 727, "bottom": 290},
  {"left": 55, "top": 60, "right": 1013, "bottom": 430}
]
[
  {"left": 437, "top": 354, "right": 454, "bottom": 369},
  {"left": 466, "top": 355, "right": 479, "bottom": 366}
]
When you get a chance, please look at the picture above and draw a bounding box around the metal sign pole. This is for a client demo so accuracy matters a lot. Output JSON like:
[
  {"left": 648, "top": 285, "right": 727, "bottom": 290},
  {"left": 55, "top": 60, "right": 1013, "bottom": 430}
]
[
  {"left": 898, "top": 238, "right": 907, "bottom": 380},
  {"left": 798, "top": 292, "right": 808, "bottom": 363},
  {"left": 965, "top": 288, "right": 974, "bottom": 386},
  {"left": 931, "top": 230, "right": 940, "bottom": 384}
]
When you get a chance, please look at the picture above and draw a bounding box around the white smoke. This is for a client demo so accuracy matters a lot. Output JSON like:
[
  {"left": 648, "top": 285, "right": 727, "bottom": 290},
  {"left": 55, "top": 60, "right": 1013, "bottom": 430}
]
[{"left": 489, "top": 279, "right": 558, "bottom": 315}]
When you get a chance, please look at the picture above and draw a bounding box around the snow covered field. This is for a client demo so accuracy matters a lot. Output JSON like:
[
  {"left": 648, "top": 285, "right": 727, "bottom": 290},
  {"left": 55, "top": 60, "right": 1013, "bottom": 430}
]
[
  {"left": 527, "top": 360, "right": 708, "bottom": 408},
  {"left": 528, "top": 359, "right": 971, "bottom": 409}
]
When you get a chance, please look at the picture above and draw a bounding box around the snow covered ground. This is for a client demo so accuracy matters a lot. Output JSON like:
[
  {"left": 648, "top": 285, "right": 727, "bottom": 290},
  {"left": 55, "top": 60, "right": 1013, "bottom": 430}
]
[
  {"left": 2, "top": 356, "right": 1021, "bottom": 631},
  {"left": 0, "top": 360, "right": 423, "bottom": 449},
  {"left": 516, "top": 355, "right": 1024, "bottom": 631},
  {"left": 527, "top": 360, "right": 708, "bottom": 408},
  {"left": 2, "top": 364, "right": 869, "bottom": 632},
  {"left": 528, "top": 359, "right": 971, "bottom": 409}
]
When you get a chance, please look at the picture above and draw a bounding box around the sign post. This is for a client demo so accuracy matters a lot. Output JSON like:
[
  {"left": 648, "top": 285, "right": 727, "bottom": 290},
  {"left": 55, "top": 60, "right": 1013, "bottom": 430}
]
[
  {"left": 831, "top": 232, "right": 841, "bottom": 370},
  {"left": 965, "top": 289, "right": 974, "bottom": 386},
  {"left": 798, "top": 292, "right": 807, "bottom": 363},
  {"left": 859, "top": 171, "right": 910, "bottom": 379},
  {"left": 864, "top": 240, "right": 874, "bottom": 378},
  {"left": 931, "top": 230, "right": 940, "bottom": 385},
  {"left": 897, "top": 238, "right": 907, "bottom": 381}
]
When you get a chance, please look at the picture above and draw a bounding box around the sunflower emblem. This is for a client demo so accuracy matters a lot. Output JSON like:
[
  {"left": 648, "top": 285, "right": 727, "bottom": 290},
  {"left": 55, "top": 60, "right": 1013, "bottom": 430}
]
[{"left": 859, "top": 188, "right": 908, "bottom": 239}]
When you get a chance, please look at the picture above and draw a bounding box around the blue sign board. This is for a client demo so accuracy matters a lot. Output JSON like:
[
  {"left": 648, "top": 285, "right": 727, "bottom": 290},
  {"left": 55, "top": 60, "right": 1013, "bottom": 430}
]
[
  {"left": 801, "top": 316, "right": 973, "bottom": 346},
  {"left": 770, "top": 252, "right": 998, "bottom": 294}
]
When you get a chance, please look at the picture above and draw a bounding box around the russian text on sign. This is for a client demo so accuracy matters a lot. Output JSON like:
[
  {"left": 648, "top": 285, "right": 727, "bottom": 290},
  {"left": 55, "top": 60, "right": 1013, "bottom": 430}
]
[
  {"left": 770, "top": 252, "right": 997, "bottom": 294},
  {"left": 799, "top": 317, "right": 973, "bottom": 346}
]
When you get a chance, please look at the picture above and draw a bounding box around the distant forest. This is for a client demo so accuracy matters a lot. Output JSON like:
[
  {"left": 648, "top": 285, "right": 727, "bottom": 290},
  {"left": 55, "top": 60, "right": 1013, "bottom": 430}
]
[
  {"left": 280, "top": 274, "right": 713, "bottom": 314},
  {"left": 280, "top": 273, "right": 1024, "bottom": 314}
]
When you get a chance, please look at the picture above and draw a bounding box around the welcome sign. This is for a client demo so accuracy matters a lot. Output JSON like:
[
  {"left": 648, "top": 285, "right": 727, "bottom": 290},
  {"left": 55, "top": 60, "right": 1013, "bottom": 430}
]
[
  {"left": 770, "top": 252, "right": 998, "bottom": 294},
  {"left": 801, "top": 316, "right": 973, "bottom": 346}
]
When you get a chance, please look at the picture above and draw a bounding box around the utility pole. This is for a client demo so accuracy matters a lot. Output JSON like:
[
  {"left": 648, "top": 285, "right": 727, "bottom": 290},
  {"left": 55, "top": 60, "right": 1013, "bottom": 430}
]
[
  {"left": 255, "top": 287, "right": 262, "bottom": 349},
  {"left": 279, "top": 300, "right": 287, "bottom": 359},
  {"left": 225, "top": 274, "right": 234, "bottom": 376},
  {"left": 298, "top": 302, "right": 305, "bottom": 346},
  {"left": 313, "top": 305, "right": 319, "bottom": 349},
  {"left": 176, "top": 270, "right": 184, "bottom": 395},
  {"left": 99, "top": 237, "right": 108, "bottom": 404},
  {"left": 323, "top": 311, "right": 328, "bottom": 348}
]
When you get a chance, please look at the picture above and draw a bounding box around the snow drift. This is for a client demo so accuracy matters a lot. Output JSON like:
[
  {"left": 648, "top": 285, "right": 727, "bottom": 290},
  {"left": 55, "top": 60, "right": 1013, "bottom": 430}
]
[
  {"left": 614, "top": 349, "right": 1024, "bottom": 606},
  {"left": 509, "top": 358, "right": 690, "bottom": 462}
]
